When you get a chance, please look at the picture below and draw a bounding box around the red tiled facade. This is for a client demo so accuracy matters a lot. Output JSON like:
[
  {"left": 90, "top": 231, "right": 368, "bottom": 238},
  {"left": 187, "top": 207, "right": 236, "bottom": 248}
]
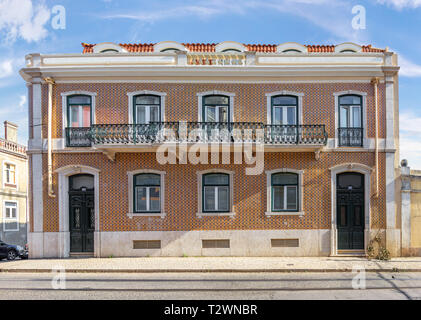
[{"left": 34, "top": 81, "right": 387, "bottom": 232}]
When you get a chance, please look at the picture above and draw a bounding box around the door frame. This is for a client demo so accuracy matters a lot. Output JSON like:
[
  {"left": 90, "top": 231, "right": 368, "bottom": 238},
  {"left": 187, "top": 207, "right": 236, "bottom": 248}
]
[
  {"left": 55, "top": 165, "right": 100, "bottom": 258},
  {"left": 329, "top": 163, "right": 372, "bottom": 256}
]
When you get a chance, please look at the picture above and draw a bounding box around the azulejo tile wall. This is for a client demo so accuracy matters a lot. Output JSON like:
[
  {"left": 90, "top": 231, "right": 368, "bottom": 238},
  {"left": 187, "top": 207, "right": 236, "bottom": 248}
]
[
  {"left": 34, "top": 81, "right": 387, "bottom": 234},
  {"left": 41, "top": 82, "right": 386, "bottom": 139},
  {"left": 40, "top": 151, "right": 386, "bottom": 233}
]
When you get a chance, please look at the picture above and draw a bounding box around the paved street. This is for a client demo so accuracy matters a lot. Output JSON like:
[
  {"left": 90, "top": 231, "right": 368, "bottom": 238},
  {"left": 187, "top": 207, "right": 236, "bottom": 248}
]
[{"left": 0, "top": 272, "right": 421, "bottom": 300}]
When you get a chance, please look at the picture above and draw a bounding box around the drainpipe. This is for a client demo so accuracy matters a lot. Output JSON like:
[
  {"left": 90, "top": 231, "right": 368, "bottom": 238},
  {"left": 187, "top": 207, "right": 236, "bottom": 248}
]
[
  {"left": 371, "top": 77, "right": 380, "bottom": 198},
  {"left": 44, "top": 77, "right": 56, "bottom": 198}
]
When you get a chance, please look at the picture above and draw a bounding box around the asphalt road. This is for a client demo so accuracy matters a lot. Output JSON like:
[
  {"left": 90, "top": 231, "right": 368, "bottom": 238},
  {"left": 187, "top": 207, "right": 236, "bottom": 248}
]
[{"left": 0, "top": 272, "right": 421, "bottom": 300}]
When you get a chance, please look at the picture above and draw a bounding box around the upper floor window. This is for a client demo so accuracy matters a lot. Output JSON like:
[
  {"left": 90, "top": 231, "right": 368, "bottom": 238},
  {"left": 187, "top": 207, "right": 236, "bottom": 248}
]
[
  {"left": 134, "top": 95, "right": 161, "bottom": 124},
  {"left": 203, "top": 95, "right": 230, "bottom": 123},
  {"left": 134, "top": 174, "right": 161, "bottom": 213},
  {"left": 271, "top": 173, "right": 298, "bottom": 212},
  {"left": 338, "top": 95, "right": 363, "bottom": 147},
  {"left": 271, "top": 95, "right": 298, "bottom": 125},
  {"left": 4, "top": 163, "right": 16, "bottom": 187},
  {"left": 67, "top": 95, "right": 92, "bottom": 128},
  {"left": 203, "top": 173, "right": 230, "bottom": 213}
]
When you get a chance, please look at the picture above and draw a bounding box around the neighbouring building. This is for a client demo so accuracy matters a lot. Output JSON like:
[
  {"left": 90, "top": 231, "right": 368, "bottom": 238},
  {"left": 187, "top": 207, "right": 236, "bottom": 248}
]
[
  {"left": 400, "top": 160, "right": 421, "bottom": 256},
  {"left": 0, "top": 121, "right": 28, "bottom": 246},
  {"left": 20, "top": 41, "right": 401, "bottom": 258}
]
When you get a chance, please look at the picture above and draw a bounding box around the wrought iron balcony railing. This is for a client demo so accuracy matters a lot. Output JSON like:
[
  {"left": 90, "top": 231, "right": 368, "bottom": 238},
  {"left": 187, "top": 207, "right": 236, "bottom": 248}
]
[
  {"left": 338, "top": 128, "right": 363, "bottom": 147},
  {"left": 65, "top": 127, "right": 92, "bottom": 147},
  {"left": 86, "top": 122, "right": 328, "bottom": 146}
]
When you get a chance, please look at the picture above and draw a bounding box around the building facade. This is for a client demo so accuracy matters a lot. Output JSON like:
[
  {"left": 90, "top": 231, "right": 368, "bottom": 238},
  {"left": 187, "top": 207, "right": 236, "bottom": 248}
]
[
  {"left": 0, "top": 121, "right": 28, "bottom": 246},
  {"left": 401, "top": 160, "right": 421, "bottom": 256},
  {"left": 20, "top": 41, "right": 401, "bottom": 258}
]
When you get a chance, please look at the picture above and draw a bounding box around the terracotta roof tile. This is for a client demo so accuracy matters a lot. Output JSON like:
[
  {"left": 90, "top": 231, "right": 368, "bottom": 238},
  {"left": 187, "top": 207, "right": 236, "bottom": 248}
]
[
  {"left": 305, "top": 45, "right": 335, "bottom": 53},
  {"left": 81, "top": 42, "right": 384, "bottom": 53}
]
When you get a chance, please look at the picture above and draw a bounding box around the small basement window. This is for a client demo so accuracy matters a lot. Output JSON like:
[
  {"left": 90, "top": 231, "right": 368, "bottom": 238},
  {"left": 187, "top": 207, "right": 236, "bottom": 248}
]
[
  {"left": 133, "top": 240, "right": 161, "bottom": 249},
  {"left": 271, "top": 239, "right": 299, "bottom": 248},
  {"left": 202, "top": 239, "right": 230, "bottom": 249}
]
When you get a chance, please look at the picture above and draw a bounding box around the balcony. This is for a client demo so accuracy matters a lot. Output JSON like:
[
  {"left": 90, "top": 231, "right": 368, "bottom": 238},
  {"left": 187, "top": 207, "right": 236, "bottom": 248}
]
[
  {"left": 65, "top": 127, "right": 91, "bottom": 147},
  {"left": 66, "top": 122, "right": 328, "bottom": 154},
  {"left": 338, "top": 128, "right": 363, "bottom": 147}
]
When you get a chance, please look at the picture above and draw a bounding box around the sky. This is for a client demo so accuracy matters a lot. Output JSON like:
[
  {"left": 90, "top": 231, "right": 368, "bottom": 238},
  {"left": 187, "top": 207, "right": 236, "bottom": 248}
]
[{"left": 0, "top": 0, "right": 420, "bottom": 167}]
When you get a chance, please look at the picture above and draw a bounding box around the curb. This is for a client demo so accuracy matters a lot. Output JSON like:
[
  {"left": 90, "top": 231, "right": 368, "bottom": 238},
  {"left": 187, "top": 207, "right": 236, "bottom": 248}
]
[{"left": 0, "top": 268, "right": 417, "bottom": 273}]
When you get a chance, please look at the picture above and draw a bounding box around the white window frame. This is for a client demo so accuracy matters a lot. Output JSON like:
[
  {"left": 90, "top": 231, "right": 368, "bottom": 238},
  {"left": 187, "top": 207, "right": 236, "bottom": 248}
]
[
  {"left": 265, "top": 169, "right": 304, "bottom": 216},
  {"left": 203, "top": 183, "right": 230, "bottom": 213},
  {"left": 134, "top": 104, "right": 160, "bottom": 124},
  {"left": 3, "top": 200, "right": 19, "bottom": 232},
  {"left": 272, "top": 185, "right": 298, "bottom": 211},
  {"left": 197, "top": 169, "right": 235, "bottom": 218},
  {"left": 2, "top": 160, "right": 17, "bottom": 189},
  {"left": 127, "top": 90, "right": 166, "bottom": 124},
  {"left": 266, "top": 91, "right": 304, "bottom": 125},
  {"left": 333, "top": 90, "right": 367, "bottom": 149},
  {"left": 197, "top": 91, "right": 235, "bottom": 123},
  {"left": 134, "top": 180, "right": 161, "bottom": 213},
  {"left": 272, "top": 105, "right": 297, "bottom": 125},
  {"left": 127, "top": 169, "right": 166, "bottom": 218},
  {"left": 61, "top": 91, "right": 97, "bottom": 138},
  {"left": 204, "top": 105, "right": 229, "bottom": 123}
]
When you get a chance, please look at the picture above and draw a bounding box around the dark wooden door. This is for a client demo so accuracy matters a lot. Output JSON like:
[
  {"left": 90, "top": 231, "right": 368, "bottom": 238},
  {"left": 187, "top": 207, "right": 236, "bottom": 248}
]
[
  {"left": 337, "top": 173, "right": 365, "bottom": 250},
  {"left": 69, "top": 175, "right": 94, "bottom": 253}
]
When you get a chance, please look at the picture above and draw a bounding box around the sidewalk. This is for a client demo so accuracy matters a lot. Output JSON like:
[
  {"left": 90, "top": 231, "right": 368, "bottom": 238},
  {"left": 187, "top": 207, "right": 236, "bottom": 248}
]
[{"left": 2, "top": 257, "right": 421, "bottom": 273}]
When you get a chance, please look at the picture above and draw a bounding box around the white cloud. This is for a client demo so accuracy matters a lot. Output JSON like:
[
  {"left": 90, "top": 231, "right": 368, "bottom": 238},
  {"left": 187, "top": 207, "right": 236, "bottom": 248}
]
[
  {"left": 0, "top": 57, "right": 25, "bottom": 87},
  {"left": 399, "top": 55, "right": 421, "bottom": 77},
  {"left": 101, "top": 0, "right": 364, "bottom": 42},
  {"left": 377, "top": 0, "right": 421, "bottom": 9},
  {"left": 0, "top": 0, "right": 50, "bottom": 43},
  {"left": 18, "top": 95, "right": 26, "bottom": 109},
  {"left": 0, "top": 59, "right": 13, "bottom": 78},
  {"left": 400, "top": 112, "right": 421, "bottom": 168}
]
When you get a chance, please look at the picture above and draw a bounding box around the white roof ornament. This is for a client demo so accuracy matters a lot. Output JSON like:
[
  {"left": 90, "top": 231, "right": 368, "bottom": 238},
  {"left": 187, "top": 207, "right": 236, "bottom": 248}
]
[
  {"left": 93, "top": 42, "right": 127, "bottom": 53},
  {"left": 215, "top": 41, "right": 246, "bottom": 53},
  {"left": 154, "top": 41, "right": 188, "bottom": 52},
  {"left": 335, "top": 42, "right": 362, "bottom": 53},
  {"left": 276, "top": 42, "right": 306, "bottom": 53}
]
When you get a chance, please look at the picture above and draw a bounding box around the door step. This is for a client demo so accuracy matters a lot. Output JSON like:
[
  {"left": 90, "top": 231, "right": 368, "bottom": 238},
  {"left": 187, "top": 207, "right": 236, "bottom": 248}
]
[
  {"left": 336, "top": 250, "right": 366, "bottom": 257},
  {"left": 69, "top": 252, "right": 94, "bottom": 258}
]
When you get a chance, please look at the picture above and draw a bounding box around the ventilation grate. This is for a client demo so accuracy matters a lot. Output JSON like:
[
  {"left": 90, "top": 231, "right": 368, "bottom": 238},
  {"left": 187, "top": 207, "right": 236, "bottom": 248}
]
[
  {"left": 271, "top": 239, "right": 299, "bottom": 248},
  {"left": 202, "top": 239, "right": 230, "bottom": 249},
  {"left": 133, "top": 240, "right": 161, "bottom": 249}
]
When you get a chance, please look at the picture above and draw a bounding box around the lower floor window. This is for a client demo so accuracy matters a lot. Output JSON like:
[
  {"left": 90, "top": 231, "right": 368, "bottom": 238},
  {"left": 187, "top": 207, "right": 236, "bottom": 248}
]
[
  {"left": 272, "top": 173, "right": 298, "bottom": 212},
  {"left": 134, "top": 174, "right": 161, "bottom": 213},
  {"left": 4, "top": 201, "right": 18, "bottom": 231},
  {"left": 203, "top": 173, "right": 230, "bottom": 212}
]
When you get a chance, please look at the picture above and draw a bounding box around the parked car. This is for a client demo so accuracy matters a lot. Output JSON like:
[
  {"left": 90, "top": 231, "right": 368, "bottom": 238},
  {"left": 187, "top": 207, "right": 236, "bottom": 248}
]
[{"left": 0, "top": 241, "right": 28, "bottom": 261}]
